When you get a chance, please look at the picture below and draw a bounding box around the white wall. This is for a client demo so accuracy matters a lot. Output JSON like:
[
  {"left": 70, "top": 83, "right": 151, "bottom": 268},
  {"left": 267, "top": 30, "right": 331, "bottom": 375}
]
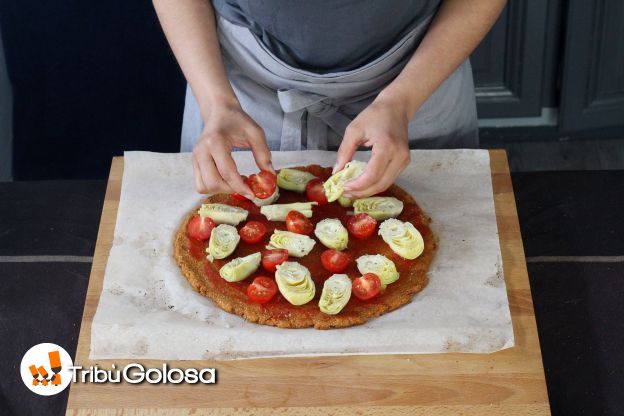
[{"left": 0, "top": 22, "right": 13, "bottom": 181}]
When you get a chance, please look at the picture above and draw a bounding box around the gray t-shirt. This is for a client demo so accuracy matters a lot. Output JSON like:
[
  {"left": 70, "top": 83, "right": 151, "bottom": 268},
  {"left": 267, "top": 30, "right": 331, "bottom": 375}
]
[{"left": 212, "top": 0, "right": 441, "bottom": 73}]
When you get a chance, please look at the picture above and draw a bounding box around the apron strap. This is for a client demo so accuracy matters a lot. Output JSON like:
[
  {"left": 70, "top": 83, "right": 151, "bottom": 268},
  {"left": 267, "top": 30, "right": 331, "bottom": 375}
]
[{"left": 277, "top": 89, "right": 353, "bottom": 151}]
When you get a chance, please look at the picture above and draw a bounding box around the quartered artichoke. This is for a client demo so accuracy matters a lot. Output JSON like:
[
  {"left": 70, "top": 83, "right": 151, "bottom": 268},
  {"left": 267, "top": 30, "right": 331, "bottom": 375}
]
[
  {"left": 356, "top": 254, "right": 400, "bottom": 287},
  {"left": 318, "top": 274, "right": 352, "bottom": 315},
  {"left": 266, "top": 230, "right": 316, "bottom": 257},
  {"left": 378, "top": 218, "right": 424, "bottom": 260},
  {"left": 198, "top": 203, "right": 248, "bottom": 226},
  {"left": 323, "top": 160, "right": 366, "bottom": 202},
  {"left": 314, "top": 218, "right": 348, "bottom": 251},
  {"left": 353, "top": 197, "right": 404, "bottom": 221},
  {"left": 275, "top": 261, "right": 316, "bottom": 305},
  {"left": 276, "top": 168, "right": 317, "bottom": 193},
  {"left": 219, "top": 252, "right": 261, "bottom": 282},
  {"left": 206, "top": 224, "right": 240, "bottom": 261},
  {"left": 260, "top": 202, "right": 317, "bottom": 221}
]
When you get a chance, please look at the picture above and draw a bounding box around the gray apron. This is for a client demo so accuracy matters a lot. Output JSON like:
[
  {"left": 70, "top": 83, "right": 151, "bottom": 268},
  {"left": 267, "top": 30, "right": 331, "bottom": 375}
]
[{"left": 181, "top": 14, "right": 478, "bottom": 152}]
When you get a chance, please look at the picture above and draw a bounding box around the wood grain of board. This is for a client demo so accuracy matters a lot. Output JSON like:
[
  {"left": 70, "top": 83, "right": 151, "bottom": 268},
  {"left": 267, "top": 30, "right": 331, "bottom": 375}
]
[{"left": 65, "top": 150, "right": 551, "bottom": 415}]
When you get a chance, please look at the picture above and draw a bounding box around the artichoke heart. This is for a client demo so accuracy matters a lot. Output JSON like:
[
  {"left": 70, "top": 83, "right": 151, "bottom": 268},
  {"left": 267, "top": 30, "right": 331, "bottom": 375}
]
[
  {"left": 314, "top": 218, "right": 348, "bottom": 251},
  {"left": 206, "top": 224, "right": 240, "bottom": 261},
  {"left": 266, "top": 230, "right": 315, "bottom": 257},
  {"left": 250, "top": 187, "right": 280, "bottom": 207},
  {"left": 356, "top": 254, "right": 399, "bottom": 287},
  {"left": 219, "top": 252, "right": 261, "bottom": 282},
  {"left": 378, "top": 219, "right": 424, "bottom": 260},
  {"left": 260, "top": 202, "right": 317, "bottom": 221},
  {"left": 198, "top": 203, "right": 248, "bottom": 226},
  {"left": 276, "top": 168, "right": 317, "bottom": 193},
  {"left": 353, "top": 197, "right": 404, "bottom": 220},
  {"left": 337, "top": 196, "right": 353, "bottom": 207},
  {"left": 275, "top": 261, "right": 316, "bottom": 305},
  {"left": 318, "top": 274, "right": 352, "bottom": 315},
  {"left": 323, "top": 160, "right": 366, "bottom": 202}
]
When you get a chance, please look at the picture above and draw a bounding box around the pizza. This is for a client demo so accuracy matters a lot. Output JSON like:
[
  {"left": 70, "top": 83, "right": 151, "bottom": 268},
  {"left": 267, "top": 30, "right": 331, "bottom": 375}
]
[{"left": 173, "top": 163, "right": 437, "bottom": 329}]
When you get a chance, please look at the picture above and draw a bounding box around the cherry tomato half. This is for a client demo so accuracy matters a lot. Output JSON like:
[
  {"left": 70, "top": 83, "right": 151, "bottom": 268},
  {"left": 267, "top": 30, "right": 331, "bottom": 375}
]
[
  {"left": 352, "top": 273, "right": 382, "bottom": 300},
  {"left": 261, "top": 249, "right": 289, "bottom": 273},
  {"left": 321, "top": 249, "right": 350, "bottom": 273},
  {"left": 305, "top": 178, "right": 328, "bottom": 205},
  {"left": 239, "top": 221, "right": 267, "bottom": 244},
  {"left": 347, "top": 213, "right": 377, "bottom": 239},
  {"left": 247, "top": 276, "right": 278, "bottom": 303},
  {"left": 285, "top": 210, "right": 314, "bottom": 235},
  {"left": 247, "top": 171, "right": 277, "bottom": 200},
  {"left": 187, "top": 216, "right": 215, "bottom": 241}
]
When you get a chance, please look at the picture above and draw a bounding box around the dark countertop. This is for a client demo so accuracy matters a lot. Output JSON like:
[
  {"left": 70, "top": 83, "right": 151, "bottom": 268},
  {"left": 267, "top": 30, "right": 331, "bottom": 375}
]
[{"left": 1, "top": 172, "right": 623, "bottom": 416}]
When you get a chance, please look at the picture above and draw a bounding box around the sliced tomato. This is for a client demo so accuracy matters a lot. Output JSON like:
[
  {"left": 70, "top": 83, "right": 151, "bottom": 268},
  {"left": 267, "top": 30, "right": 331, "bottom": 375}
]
[
  {"left": 352, "top": 273, "right": 382, "bottom": 300},
  {"left": 321, "top": 249, "right": 350, "bottom": 273},
  {"left": 347, "top": 213, "right": 377, "bottom": 239},
  {"left": 247, "top": 170, "right": 277, "bottom": 200},
  {"left": 239, "top": 221, "right": 267, "bottom": 244},
  {"left": 305, "top": 178, "right": 328, "bottom": 205},
  {"left": 247, "top": 276, "right": 278, "bottom": 303},
  {"left": 187, "top": 216, "right": 215, "bottom": 241},
  {"left": 261, "top": 249, "right": 289, "bottom": 273},
  {"left": 285, "top": 210, "right": 314, "bottom": 235}
]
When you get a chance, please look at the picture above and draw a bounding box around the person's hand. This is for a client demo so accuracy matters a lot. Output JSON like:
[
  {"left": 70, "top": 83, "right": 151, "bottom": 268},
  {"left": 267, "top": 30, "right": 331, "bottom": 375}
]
[
  {"left": 334, "top": 97, "right": 411, "bottom": 198},
  {"left": 192, "top": 102, "right": 274, "bottom": 196}
]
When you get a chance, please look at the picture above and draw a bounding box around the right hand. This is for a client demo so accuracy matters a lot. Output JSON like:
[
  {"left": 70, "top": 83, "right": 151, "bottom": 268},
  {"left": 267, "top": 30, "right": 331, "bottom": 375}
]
[{"left": 192, "top": 102, "right": 274, "bottom": 196}]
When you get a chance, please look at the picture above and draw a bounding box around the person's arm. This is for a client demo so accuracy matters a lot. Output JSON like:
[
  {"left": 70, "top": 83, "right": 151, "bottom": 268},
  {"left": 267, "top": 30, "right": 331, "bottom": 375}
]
[
  {"left": 153, "top": 0, "right": 273, "bottom": 197},
  {"left": 335, "top": 0, "right": 507, "bottom": 198}
]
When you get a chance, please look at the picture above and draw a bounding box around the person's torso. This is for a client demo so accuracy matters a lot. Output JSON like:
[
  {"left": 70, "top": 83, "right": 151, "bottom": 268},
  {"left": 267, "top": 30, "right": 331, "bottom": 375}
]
[{"left": 212, "top": 0, "right": 441, "bottom": 73}]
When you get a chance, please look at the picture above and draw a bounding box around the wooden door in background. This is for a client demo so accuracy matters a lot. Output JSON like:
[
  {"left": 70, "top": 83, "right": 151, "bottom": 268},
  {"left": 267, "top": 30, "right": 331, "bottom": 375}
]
[
  {"left": 470, "top": 0, "right": 549, "bottom": 119},
  {"left": 559, "top": 0, "right": 624, "bottom": 132}
]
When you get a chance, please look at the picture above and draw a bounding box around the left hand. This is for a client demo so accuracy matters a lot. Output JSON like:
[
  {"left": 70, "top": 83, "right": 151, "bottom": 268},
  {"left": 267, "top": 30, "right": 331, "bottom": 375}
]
[{"left": 334, "top": 97, "right": 411, "bottom": 198}]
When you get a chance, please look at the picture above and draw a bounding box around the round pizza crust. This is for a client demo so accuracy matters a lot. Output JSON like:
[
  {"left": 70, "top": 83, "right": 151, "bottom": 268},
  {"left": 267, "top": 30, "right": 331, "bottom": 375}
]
[{"left": 174, "top": 165, "right": 437, "bottom": 329}]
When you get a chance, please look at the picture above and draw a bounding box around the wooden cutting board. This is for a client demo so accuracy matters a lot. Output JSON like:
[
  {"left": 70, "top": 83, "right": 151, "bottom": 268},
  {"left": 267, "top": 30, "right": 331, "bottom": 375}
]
[{"left": 66, "top": 150, "right": 550, "bottom": 415}]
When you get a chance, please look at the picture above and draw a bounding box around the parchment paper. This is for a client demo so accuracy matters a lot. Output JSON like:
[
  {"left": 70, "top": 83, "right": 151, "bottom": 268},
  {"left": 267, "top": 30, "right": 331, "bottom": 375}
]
[{"left": 91, "top": 150, "right": 514, "bottom": 360}]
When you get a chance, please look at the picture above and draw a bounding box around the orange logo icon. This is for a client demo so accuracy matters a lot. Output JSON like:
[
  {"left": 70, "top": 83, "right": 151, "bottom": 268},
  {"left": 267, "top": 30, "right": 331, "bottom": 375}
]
[
  {"left": 20, "top": 343, "right": 72, "bottom": 395},
  {"left": 28, "top": 351, "right": 63, "bottom": 387}
]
